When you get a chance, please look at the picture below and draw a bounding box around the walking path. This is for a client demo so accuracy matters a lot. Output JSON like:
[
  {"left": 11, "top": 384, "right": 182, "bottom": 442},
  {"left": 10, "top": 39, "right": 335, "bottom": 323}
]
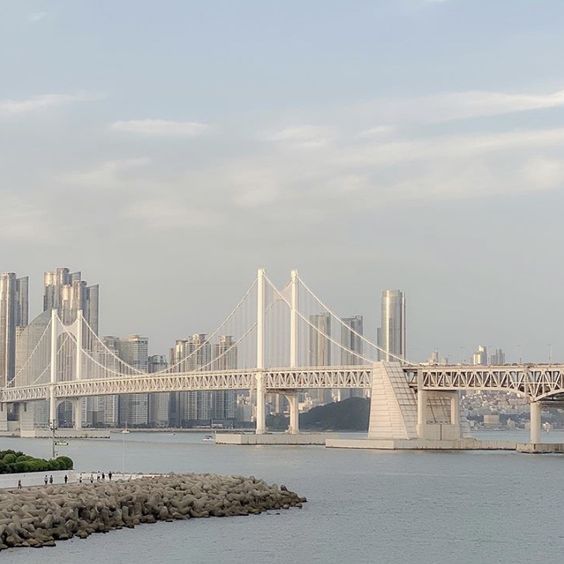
[{"left": 0, "top": 471, "right": 152, "bottom": 490}]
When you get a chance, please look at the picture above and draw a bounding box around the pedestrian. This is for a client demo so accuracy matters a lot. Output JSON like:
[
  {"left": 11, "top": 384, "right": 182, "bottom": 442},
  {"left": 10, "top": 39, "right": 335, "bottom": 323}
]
[
  {"left": 64, "top": 475, "right": 68, "bottom": 484},
  {"left": 17, "top": 479, "right": 22, "bottom": 489},
  {"left": 108, "top": 471, "right": 112, "bottom": 481},
  {"left": 79, "top": 475, "right": 82, "bottom": 484},
  {"left": 96, "top": 473, "right": 100, "bottom": 482},
  {"left": 49, "top": 475, "right": 53, "bottom": 484},
  {"left": 102, "top": 472, "right": 105, "bottom": 480},
  {"left": 90, "top": 474, "right": 93, "bottom": 484},
  {"left": 44, "top": 475, "right": 48, "bottom": 485}
]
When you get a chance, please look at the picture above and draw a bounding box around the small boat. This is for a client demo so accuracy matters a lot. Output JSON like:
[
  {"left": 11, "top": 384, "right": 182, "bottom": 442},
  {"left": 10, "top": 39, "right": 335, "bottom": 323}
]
[
  {"left": 121, "top": 429, "right": 130, "bottom": 434},
  {"left": 54, "top": 441, "right": 68, "bottom": 446},
  {"left": 202, "top": 435, "right": 214, "bottom": 442}
]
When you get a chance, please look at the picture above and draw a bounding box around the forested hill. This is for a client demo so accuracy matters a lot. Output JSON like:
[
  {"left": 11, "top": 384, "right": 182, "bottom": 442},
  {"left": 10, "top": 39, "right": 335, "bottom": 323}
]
[{"left": 300, "top": 397, "right": 370, "bottom": 431}]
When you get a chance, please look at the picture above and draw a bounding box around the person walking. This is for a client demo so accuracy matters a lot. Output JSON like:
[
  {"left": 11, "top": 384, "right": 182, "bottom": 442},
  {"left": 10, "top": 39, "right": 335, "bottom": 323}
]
[
  {"left": 79, "top": 475, "right": 82, "bottom": 484},
  {"left": 102, "top": 472, "right": 105, "bottom": 480},
  {"left": 49, "top": 475, "right": 53, "bottom": 484},
  {"left": 17, "top": 479, "right": 22, "bottom": 489},
  {"left": 90, "top": 474, "right": 93, "bottom": 484},
  {"left": 108, "top": 471, "right": 112, "bottom": 481},
  {"left": 44, "top": 475, "right": 48, "bottom": 485},
  {"left": 64, "top": 475, "right": 68, "bottom": 484}
]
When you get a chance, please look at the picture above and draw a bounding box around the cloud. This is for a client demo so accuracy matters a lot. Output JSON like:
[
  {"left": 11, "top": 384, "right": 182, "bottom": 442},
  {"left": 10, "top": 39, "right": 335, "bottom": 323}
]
[
  {"left": 110, "top": 119, "right": 210, "bottom": 137},
  {"left": 0, "top": 93, "right": 100, "bottom": 117},
  {"left": 29, "top": 11, "right": 47, "bottom": 22},
  {"left": 356, "top": 88, "right": 564, "bottom": 125},
  {"left": 0, "top": 193, "right": 53, "bottom": 242},
  {"left": 266, "top": 125, "right": 335, "bottom": 148},
  {"left": 124, "top": 200, "right": 222, "bottom": 230},
  {"left": 59, "top": 158, "right": 151, "bottom": 188}
]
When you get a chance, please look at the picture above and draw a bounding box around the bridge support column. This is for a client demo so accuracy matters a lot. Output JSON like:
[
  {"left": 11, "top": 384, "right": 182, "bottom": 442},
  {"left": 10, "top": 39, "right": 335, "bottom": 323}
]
[
  {"left": 450, "top": 391, "right": 460, "bottom": 425},
  {"left": 74, "top": 312, "right": 83, "bottom": 430},
  {"left": 74, "top": 399, "right": 83, "bottom": 430},
  {"left": 416, "top": 370, "right": 427, "bottom": 438},
  {"left": 285, "top": 392, "right": 299, "bottom": 434},
  {"left": 49, "top": 309, "right": 58, "bottom": 428},
  {"left": 530, "top": 401, "right": 541, "bottom": 444},
  {"left": 0, "top": 403, "right": 7, "bottom": 432},
  {"left": 255, "top": 268, "right": 266, "bottom": 435},
  {"left": 255, "top": 374, "right": 266, "bottom": 434}
]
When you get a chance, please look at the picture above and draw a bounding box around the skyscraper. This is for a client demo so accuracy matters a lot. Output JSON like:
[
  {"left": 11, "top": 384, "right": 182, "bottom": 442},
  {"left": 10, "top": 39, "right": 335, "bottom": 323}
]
[
  {"left": 309, "top": 314, "right": 332, "bottom": 404},
  {"left": 341, "top": 316, "right": 363, "bottom": 365},
  {"left": 118, "top": 335, "right": 149, "bottom": 426},
  {"left": 148, "top": 355, "right": 169, "bottom": 427},
  {"left": 377, "top": 290, "right": 406, "bottom": 361},
  {"left": 211, "top": 336, "right": 237, "bottom": 421},
  {"left": 489, "top": 348, "right": 505, "bottom": 365},
  {"left": 472, "top": 345, "right": 488, "bottom": 365},
  {"left": 43, "top": 267, "right": 99, "bottom": 332},
  {"left": 340, "top": 315, "right": 365, "bottom": 400},
  {"left": 1, "top": 273, "right": 29, "bottom": 387},
  {"left": 169, "top": 334, "right": 212, "bottom": 425}
]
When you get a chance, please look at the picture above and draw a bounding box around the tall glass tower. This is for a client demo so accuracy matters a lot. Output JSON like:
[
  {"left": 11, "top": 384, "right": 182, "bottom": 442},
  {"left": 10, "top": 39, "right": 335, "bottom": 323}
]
[{"left": 377, "top": 290, "right": 406, "bottom": 361}]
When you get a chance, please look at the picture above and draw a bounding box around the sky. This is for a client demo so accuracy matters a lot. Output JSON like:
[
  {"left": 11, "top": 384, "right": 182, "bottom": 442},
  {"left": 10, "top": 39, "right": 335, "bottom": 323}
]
[{"left": 2, "top": 0, "right": 564, "bottom": 362}]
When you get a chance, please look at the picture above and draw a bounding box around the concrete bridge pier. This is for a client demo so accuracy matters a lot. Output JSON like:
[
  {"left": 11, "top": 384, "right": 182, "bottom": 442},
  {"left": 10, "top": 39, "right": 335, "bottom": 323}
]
[
  {"left": 530, "top": 401, "right": 541, "bottom": 444},
  {"left": 255, "top": 374, "right": 266, "bottom": 435},
  {"left": 0, "top": 403, "right": 7, "bottom": 432},
  {"left": 73, "top": 399, "right": 83, "bottom": 430},
  {"left": 284, "top": 391, "right": 299, "bottom": 434}
]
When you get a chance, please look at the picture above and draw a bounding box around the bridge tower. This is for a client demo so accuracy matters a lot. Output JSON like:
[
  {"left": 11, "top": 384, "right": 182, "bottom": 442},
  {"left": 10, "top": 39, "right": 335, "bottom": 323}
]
[
  {"left": 49, "top": 309, "right": 58, "bottom": 430},
  {"left": 73, "top": 311, "right": 83, "bottom": 430},
  {"left": 255, "top": 268, "right": 266, "bottom": 434}
]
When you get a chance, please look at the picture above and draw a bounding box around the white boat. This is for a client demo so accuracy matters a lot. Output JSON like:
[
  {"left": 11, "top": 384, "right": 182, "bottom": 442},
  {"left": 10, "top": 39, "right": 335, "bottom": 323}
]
[{"left": 202, "top": 435, "right": 214, "bottom": 442}]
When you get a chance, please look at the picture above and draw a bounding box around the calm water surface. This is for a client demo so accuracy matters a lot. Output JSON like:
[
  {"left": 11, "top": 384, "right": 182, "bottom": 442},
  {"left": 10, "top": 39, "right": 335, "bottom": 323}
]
[{"left": 1, "top": 430, "right": 563, "bottom": 564}]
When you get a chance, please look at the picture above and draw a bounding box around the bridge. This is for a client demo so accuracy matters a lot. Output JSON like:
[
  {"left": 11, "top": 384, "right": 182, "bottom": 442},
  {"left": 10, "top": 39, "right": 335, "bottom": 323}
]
[{"left": 1, "top": 269, "right": 562, "bottom": 446}]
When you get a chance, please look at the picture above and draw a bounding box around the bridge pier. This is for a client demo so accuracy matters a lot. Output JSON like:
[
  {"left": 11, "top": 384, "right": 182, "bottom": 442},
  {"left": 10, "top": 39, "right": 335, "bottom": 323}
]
[
  {"left": 0, "top": 403, "right": 7, "bottom": 432},
  {"left": 530, "top": 401, "right": 541, "bottom": 444},
  {"left": 255, "top": 375, "right": 266, "bottom": 434},
  {"left": 285, "top": 392, "right": 299, "bottom": 434},
  {"left": 73, "top": 399, "right": 83, "bottom": 430}
]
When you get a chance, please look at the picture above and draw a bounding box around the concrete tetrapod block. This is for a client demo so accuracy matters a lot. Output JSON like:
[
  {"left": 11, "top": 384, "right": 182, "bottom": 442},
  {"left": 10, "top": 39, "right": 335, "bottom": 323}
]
[{"left": 0, "top": 474, "right": 306, "bottom": 551}]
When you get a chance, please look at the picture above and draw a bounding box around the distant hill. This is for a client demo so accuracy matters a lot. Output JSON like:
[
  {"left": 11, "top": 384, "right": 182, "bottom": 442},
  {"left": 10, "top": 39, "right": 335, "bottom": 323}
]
[{"left": 267, "top": 397, "right": 370, "bottom": 431}]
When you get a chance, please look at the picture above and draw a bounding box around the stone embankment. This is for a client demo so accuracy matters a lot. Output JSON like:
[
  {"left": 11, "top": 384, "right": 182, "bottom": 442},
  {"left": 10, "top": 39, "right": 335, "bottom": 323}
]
[{"left": 0, "top": 474, "right": 306, "bottom": 551}]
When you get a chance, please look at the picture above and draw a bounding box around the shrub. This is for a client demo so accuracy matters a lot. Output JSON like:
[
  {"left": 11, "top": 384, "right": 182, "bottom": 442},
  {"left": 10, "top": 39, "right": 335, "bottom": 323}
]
[
  {"left": 56, "top": 456, "right": 73, "bottom": 470},
  {"left": 0, "top": 452, "right": 73, "bottom": 474}
]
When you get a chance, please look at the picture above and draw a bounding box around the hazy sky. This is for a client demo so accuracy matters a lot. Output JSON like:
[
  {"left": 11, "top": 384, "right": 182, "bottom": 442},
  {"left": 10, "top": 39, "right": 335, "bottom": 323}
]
[{"left": 2, "top": 0, "right": 564, "bottom": 362}]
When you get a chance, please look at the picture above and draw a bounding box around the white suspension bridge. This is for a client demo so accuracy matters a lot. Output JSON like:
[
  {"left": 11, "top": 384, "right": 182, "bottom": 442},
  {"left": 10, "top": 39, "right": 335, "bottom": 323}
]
[{"left": 2, "top": 269, "right": 564, "bottom": 446}]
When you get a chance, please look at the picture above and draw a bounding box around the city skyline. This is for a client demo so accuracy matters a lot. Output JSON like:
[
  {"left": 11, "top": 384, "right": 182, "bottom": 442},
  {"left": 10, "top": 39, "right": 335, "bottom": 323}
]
[{"left": 3, "top": 1, "right": 564, "bottom": 363}]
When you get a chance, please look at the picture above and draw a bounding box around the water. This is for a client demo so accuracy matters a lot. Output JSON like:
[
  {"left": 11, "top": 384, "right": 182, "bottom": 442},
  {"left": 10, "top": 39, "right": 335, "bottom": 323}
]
[{"left": 2, "top": 431, "right": 564, "bottom": 564}]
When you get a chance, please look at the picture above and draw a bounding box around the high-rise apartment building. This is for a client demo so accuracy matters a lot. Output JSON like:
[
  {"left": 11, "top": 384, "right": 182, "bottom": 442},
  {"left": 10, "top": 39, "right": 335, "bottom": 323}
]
[
  {"left": 340, "top": 316, "right": 365, "bottom": 400},
  {"left": 118, "top": 335, "right": 149, "bottom": 426},
  {"left": 211, "top": 336, "right": 237, "bottom": 421},
  {"left": 309, "top": 314, "right": 332, "bottom": 404},
  {"left": 169, "top": 334, "right": 212, "bottom": 425},
  {"left": 1, "top": 273, "right": 29, "bottom": 387},
  {"left": 377, "top": 290, "right": 406, "bottom": 361},
  {"left": 148, "top": 355, "right": 169, "bottom": 427},
  {"left": 489, "top": 348, "right": 505, "bottom": 365},
  {"left": 472, "top": 345, "right": 488, "bottom": 365},
  {"left": 43, "top": 268, "right": 99, "bottom": 332},
  {"left": 43, "top": 268, "right": 100, "bottom": 425},
  {"left": 341, "top": 316, "right": 363, "bottom": 365}
]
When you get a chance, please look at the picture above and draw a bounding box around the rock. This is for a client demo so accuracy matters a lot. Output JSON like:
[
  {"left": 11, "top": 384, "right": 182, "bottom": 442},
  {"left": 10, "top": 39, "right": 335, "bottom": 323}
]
[{"left": 0, "top": 473, "right": 305, "bottom": 552}]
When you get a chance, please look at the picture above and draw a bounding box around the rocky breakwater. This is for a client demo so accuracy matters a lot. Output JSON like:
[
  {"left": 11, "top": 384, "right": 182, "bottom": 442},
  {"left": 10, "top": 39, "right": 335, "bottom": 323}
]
[{"left": 0, "top": 473, "right": 306, "bottom": 551}]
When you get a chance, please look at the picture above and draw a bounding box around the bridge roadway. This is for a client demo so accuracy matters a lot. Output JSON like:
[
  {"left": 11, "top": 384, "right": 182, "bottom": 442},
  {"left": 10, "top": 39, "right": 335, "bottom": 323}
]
[
  {"left": 3, "top": 363, "right": 564, "bottom": 404},
  {"left": 0, "top": 366, "right": 374, "bottom": 403}
]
